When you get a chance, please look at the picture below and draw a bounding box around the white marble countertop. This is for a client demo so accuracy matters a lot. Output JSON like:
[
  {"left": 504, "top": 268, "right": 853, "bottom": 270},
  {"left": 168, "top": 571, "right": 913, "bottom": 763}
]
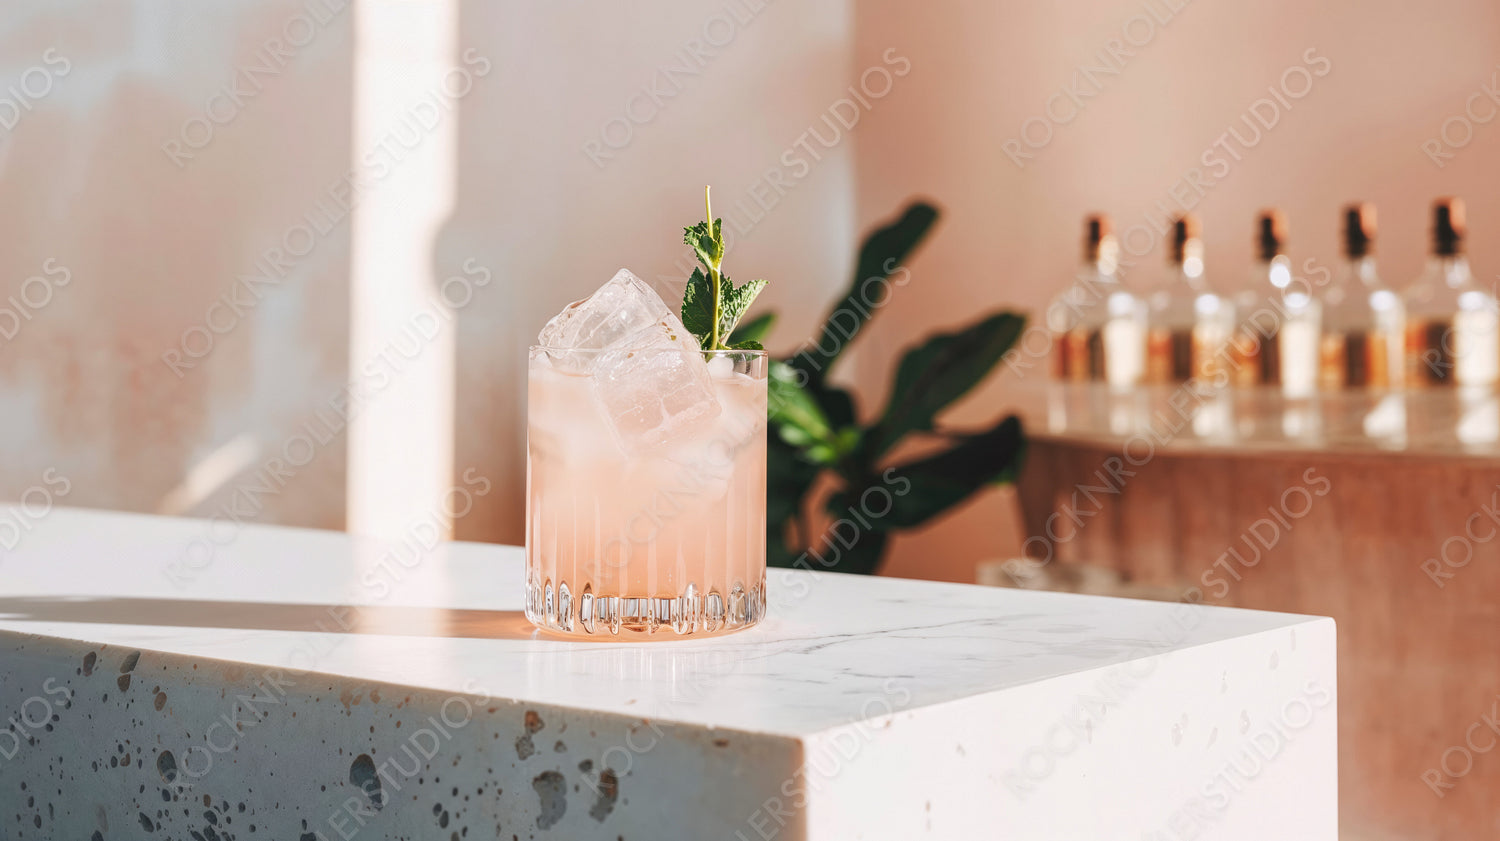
[
  {"left": 0, "top": 507, "right": 1338, "bottom": 839},
  {"left": 0, "top": 507, "right": 1315, "bottom": 738}
]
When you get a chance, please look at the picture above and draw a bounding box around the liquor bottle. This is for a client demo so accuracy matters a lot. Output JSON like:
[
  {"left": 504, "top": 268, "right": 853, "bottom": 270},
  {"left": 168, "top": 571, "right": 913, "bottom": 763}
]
[
  {"left": 1049, "top": 215, "right": 1145, "bottom": 388},
  {"left": 1227, "top": 211, "right": 1320, "bottom": 395},
  {"left": 1227, "top": 212, "right": 1281, "bottom": 386},
  {"left": 1404, "top": 198, "right": 1499, "bottom": 388},
  {"left": 1319, "top": 203, "right": 1403, "bottom": 389},
  {"left": 1146, "top": 215, "right": 1234, "bottom": 384},
  {"left": 1265, "top": 212, "right": 1321, "bottom": 397}
]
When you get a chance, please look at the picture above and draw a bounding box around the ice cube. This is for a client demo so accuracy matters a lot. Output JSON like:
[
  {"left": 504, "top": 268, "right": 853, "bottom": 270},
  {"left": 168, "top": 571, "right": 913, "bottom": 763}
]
[
  {"left": 593, "top": 333, "right": 720, "bottom": 452},
  {"left": 539, "top": 268, "right": 676, "bottom": 351},
  {"left": 650, "top": 370, "right": 766, "bottom": 501},
  {"left": 706, "top": 354, "right": 734, "bottom": 380},
  {"left": 538, "top": 268, "right": 720, "bottom": 452}
]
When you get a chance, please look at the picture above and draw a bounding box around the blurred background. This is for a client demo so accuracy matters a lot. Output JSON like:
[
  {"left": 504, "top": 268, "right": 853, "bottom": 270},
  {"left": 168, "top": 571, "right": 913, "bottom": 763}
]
[{"left": 2, "top": 1, "right": 1499, "bottom": 837}]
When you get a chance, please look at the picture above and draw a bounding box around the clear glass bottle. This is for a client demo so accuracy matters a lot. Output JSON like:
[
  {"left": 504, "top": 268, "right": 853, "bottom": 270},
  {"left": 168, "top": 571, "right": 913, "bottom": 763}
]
[
  {"left": 1404, "top": 198, "right": 1499, "bottom": 388},
  {"left": 1228, "top": 210, "right": 1320, "bottom": 396},
  {"left": 1146, "top": 214, "right": 1234, "bottom": 384},
  {"left": 1049, "top": 214, "right": 1145, "bottom": 388},
  {"left": 1319, "top": 203, "right": 1403, "bottom": 390},
  {"left": 1227, "top": 213, "right": 1275, "bottom": 387}
]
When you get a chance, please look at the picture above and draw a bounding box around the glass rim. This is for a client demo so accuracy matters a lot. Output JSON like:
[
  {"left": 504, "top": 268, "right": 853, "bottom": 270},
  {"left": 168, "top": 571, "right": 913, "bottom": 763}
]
[{"left": 529, "top": 344, "right": 768, "bottom": 357}]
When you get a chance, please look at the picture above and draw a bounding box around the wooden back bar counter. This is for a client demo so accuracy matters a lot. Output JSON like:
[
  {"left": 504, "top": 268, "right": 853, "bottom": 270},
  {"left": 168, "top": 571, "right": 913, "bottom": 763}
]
[{"left": 1013, "top": 384, "right": 1500, "bottom": 841}]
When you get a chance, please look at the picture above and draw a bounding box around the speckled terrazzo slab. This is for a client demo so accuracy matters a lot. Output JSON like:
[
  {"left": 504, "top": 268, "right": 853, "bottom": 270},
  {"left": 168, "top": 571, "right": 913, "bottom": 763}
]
[{"left": 0, "top": 507, "right": 1336, "bottom": 840}]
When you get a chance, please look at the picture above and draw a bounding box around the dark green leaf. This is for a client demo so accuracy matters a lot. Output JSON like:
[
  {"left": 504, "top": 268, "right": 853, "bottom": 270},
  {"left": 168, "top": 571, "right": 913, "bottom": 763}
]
[
  {"left": 790, "top": 517, "right": 889, "bottom": 575},
  {"left": 767, "top": 361, "right": 837, "bottom": 460},
  {"left": 831, "top": 427, "right": 862, "bottom": 461},
  {"left": 765, "top": 434, "right": 819, "bottom": 568},
  {"left": 811, "top": 384, "right": 858, "bottom": 431},
  {"left": 805, "top": 443, "right": 839, "bottom": 464},
  {"left": 681, "top": 267, "right": 716, "bottom": 345},
  {"left": 791, "top": 201, "right": 940, "bottom": 384},
  {"left": 880, "top": 415, "right": 1025, "bottom": 529},
  {"left": 865, "top": 311, "right": 1025, "bottom": 458},
  {"left": 766, "top": 537, "right": 803, "bottom": 569},
  {"left": 730, "top": 339, "right": 763, "bottom": 351},
  {"left": 800, "top": 426, "right": 860, "bottom": 475},
  {"left": 766, "top": 435, "right": 815, "bottom": 527},
  {"left": 728, "top": 311, "right": 777, "bottom": 346}
]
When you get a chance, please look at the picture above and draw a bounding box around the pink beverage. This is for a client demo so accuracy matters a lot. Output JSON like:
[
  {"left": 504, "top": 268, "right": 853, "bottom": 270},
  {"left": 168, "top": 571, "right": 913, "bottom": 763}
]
[{"left": 525, "top": 347, "right": 768, "bottom": 638}]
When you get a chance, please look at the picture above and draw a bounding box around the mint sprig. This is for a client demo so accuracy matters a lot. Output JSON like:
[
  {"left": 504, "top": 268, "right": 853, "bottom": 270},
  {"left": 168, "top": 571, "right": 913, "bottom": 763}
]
[{"left": 682, "top": 186, "right": 768, "bottom": 351}]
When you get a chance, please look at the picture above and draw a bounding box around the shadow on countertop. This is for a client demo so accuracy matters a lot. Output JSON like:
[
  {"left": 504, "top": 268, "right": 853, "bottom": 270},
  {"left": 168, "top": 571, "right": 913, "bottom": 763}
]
[{"left": 0, "top": 597, "right": 540, "bottom": 641}]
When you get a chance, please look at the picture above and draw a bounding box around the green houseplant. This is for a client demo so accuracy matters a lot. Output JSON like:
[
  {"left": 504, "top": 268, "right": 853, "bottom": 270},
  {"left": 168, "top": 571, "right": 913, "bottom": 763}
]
[{"left": 729, "top": 200, "right": 1027, "bottom": 575}]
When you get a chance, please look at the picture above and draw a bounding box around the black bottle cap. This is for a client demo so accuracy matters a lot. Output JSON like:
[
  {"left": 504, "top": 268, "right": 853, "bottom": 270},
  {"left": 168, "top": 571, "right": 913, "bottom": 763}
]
[
  {"left": 1256, "top": 209, "right": 1287, "bottom": 262},
  {"left": 1433, "top": 197, "right": 1465, "bottom": 256},
  {"left": 1083, "top": 213, "right": 1111, "bottom": 262},
  {"left": 1343, "top": 202, "right": 1375, "bottom": 259},
  {"left": 1169, "top": 214, "right": 1200, "bottom": 264}
]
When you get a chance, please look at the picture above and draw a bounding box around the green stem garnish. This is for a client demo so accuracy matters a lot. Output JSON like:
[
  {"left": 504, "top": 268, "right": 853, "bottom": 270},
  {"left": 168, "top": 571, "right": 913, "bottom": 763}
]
[
  {"left": 681, "top": 185, "right": 769, "bottom": 351},
  {"left": 705, "top": 187, "right": 723, "bottom": 350}
]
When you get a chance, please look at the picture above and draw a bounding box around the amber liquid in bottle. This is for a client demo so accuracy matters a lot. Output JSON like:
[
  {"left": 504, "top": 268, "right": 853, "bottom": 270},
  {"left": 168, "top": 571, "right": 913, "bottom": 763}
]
[
  {"left": 1052, "top": 331, "right": 1082, "bottom": 381},
  {"left": 1256, "top": 328, "right": 1282, "bottom": 386},
  {"left": 1145, "top": 215, "right": 1231, "bottom": 385},
  {"left": 1148, "top": 326, "right": 1224, "bottom": 383},
  {"left": 1319, "top": 329, "right": 1393, "bottom": 389},
  {"left": 1226, "top": 333, "right": 1262, "bottom": 387},
  {"left": 1053, "top": 327, "right": 1110, "bottom": 382},
  {"left": 1405, "top": 318, "right": 1459, "bottom": 387},
  {"left": 1086, "top": 328, "right": 1109, "bottom": 380}
]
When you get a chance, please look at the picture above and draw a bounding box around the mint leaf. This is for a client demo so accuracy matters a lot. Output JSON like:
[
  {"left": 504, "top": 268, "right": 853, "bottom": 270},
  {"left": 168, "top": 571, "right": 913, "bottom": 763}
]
[
  {"left": 683, "top": 270, "right": 767, "bottom": 349},
  {"left": 679, "top": 186, "right": 769, "bottom": 350},
  {"left": 718, "top": 277, "right": 767, "bottom": 340},
  {"left": 683, "top": 219, "right": 725, "bottom": 271},
  {"left": 681, "top": 267, "right": 716, "bottom": 345},
  {"left": 730, "top": 339, "right": 764, "bottom": 350}
]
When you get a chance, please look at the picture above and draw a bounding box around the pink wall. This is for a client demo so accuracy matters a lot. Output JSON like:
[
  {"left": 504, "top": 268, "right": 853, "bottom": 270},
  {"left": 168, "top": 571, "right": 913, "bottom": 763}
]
[{"left": 0, "top": 3, "right": 352, "bottom": 536}]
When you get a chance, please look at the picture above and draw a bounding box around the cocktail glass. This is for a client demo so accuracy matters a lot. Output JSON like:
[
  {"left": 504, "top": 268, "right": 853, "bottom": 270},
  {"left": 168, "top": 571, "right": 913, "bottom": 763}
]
[{"left": 525, "top": 346, "right": 768, "bottom": 638}]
